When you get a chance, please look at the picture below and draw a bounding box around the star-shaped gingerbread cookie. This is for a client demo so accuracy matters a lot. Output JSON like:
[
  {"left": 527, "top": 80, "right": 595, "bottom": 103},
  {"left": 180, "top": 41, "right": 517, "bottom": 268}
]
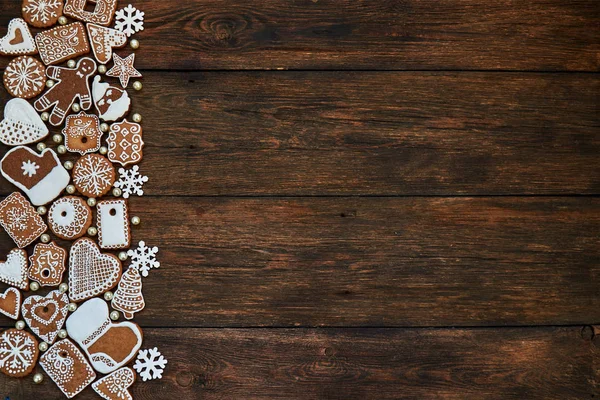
[{"left": 106, "top": 53, "right": 141, "bottom": 88}]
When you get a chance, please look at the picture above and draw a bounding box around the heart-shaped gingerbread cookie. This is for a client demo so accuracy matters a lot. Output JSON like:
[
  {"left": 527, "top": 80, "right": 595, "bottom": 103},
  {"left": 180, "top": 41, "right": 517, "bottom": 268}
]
[
  {"left": 0, "top": 98, "right": 49, "bottom": 146},
  {"left": 0, "top": 18, "right": 36, "bottom": 56},
  {"left": 22, "top": 290, "right": 69, "bottom": 344},
  {"left": 69, "top": 238, "right": 121, "bottom": 302},
  {"left": 0, "top": 287, "right": 21, "bottom": 319},
  {"left": 0, "top": 248, "right": 28, "bottom": 290}
]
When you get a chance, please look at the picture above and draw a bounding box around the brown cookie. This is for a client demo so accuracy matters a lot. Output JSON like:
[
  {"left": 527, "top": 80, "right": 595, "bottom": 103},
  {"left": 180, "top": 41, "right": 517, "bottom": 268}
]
[
  {"left": 112, "top": 266, "right": 144, "bottom": 320},
  {"left": 22, "top": 290, "right": 69, "bottom": 344},
  {"left": 0, "top": 249, "right": 29, "bottom": 290},
  {"left": 64, "top": 0, "right": 117, "bottom": 26},
  {"left": 92, "top": 367, "right": 135, "bottom": 400},
  {"left": 0, "top": 287, "right": 21, "bottom": 320},
  {"left": 72, "top": 154, "right": 115, "bottom": 198},
  {"left": 0, "top": 18, "right": 37, "bottom": 56},
  {"left": 62, "top": 112, "right": 103, "bottom": 154},
  {"left": 106, "top": 53, "right": 141, "bottom": 88},
  {"left": 3, "top": 56, "right": 46, "bottom": 99},
  {"left": 35, "top": 22, "right": 89, "bottom": 66},
  {"left": 87, "top": 23, "right": 126, "bottom": 64},
  {"left": 97, "top": 199, "right": 130, "bottom": 249},
  {"left": 0, "top": 192, "right": 47, "bottom": 248},
  {"left": 22, "top": 0, "right": 64, "bottom": 28},
  {"left": 107, "top": 120, "right": 143, "bottom": 166},
  {"left": 48, "top": 196, "right": 92, "bottom": 240},
  {"left": 92, "top": 76, "right": 130, "bottom": 122},
  {"left": 28, "top": 242, "right": 67, "bottom": 287},
  {"left": 0, "top": 329, "right": 39, "bottom": 377},
  {"left": 40, "top": 339, "right": 96, "bottom": 398}
]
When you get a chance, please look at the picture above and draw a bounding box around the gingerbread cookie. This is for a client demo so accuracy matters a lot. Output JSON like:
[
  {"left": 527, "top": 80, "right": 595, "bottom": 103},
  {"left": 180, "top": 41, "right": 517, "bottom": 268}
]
[
  {"left": 66, "top": 298, "right": 143, "bottom": 374},
  {"left": 72, "top": 154, "right": 115, "bottom": 198},
  {"left": 48, "top": 196, "right": 92, "bottom": 240},
  {"left": 92, "top": 76, "right": 130, "bottom": 121},
  {"left": 22, "top": 0, "right": 64, "bottom": 28},
  {"left": 106, "top": 53, "right": 141, "bottom": 88},
  {"left": 97, "top": 199, "right": 130, "bottom": 249},
  {"left": 62, "top": 112, "right": 103, "bottom": 154},
  {"left": 0, "top": 287, "right": 21, "bottom": 320},
  {"left": 1, "top": 147, "right": 70, "bottom": 206},
  {"left": 0, "top": 193, "right": 47, "bottom": 248},
  {"left": 87, "top": 23, "right": 126, "bottom": 64},
  {"left": 107, "top": 120, "right": 143, "bottom": 166},
  {"left": 0, "top": 98, "right": 49, "bottom": 146},
  {"left": 34, "top": 57, "right": 96, "bottom": 126},
  {"left": 28, "top": 242, "right": 67, "bottom": 287},
  {"left": 0, "top": 249, "right": 28, "bottom": 290},
  {"left": 112, "top": 266, "right": 144, "bottom": 320},
  {"left": 64, "top": 0, "right": 118, "bottom": 26},
  {"left": 0, "top": 19, "right": 36, "bottom": 56},
  {"left": 22, "top": 290, "right": 69, "bottom": 344},
  {"left": 0, "top": 329, "right": 39, "bottom": 377},
  {"left": 4, "top": 56, "right": 46, "bottom": 99},
  {"left": 40, "top": 339, "right": 96, "bottom": 398},
  {"left": 69, "top": 237, "right": 121, "bottom": 302},
  {"left": 35, "top": 22, "right": 90, "bottom": 66},
  {"left": 92, "top": 367, "right": 135, "bottom": 400}
]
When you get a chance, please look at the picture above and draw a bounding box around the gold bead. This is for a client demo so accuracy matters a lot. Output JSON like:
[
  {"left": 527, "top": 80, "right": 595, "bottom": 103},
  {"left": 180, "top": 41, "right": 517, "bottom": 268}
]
[
  {"left": 30, "top": 281, "right": 40, "bottom": 291},
  {"left": 104, "top": 291, "right": 114, "bottom": 301},
  {"left": 40, "top": 234, "right": 51, "bottom": 244},
  {"left": 118, "top": 251, "right": 128, "bottom": 261},
  {"left": 99, "top": 146, "right": 108, "bottom": 155},
  {"left": 64, "top": 161, "right": 73, "bottom": 170},
  {"left": 39, "top": 342, "right": 49, "bottom": 352},
  {"left": 36, "top": 142, "right": 47, "bottom": 152},
  {"left": 132, "top": 113, "right": 142, "bottom": 123},
  {"left": 46, "top": 80, "right": 55, "bottom": 88},
  {"left": 112, "top": 187, "right": 122, "bottom": 197},
  {"left": 100, "top": 123, "right": 109, "bottom": 133},
  {"left": 87, "top": 197, "right": 97, "bottom": 207},
  {"left": 58, "top": 16, "right": 68, "bottom": 25},
  {"left": 131, "top": 216, "right": 141, "bottom": 226},
  {"left": 133, "top": 81, "right": 143, "bottom": 91},
  {"left": 98, "top": 64, "right": 107, "bottom": 74},
  {"left": 72, "top": 103, "right": 81, "bottom": 113},
  {"left": 59, "top": 283, "right": 69, "bottom": 293},
  {"left": 37, "top": 206, "right": 47, "bottom": 215},
  {"left": 15, "top": 320, "right": 25, "bottom": 330},
  {"left": 40, "top": 112, "right": 50, "bottom": 122},
  {"left": 66, "top": 184, "right": 76, "bottom": 194},
  {"left": 58, "top": 329, "right": 68, "bottom": 339},
  {"left": 67, "top": 59, "right": 76, "bottom": 68},
  {"left": 130, "top": 39, "right": 140, "bottom": 50},
  {"left": 87, "top": 226, "right": 98, "bottom": 236},
  {"left": 67, "top": 303, "right": 77, "bottom": 312},
  {"left": 110, "top": 311, "right": 120, "bottom": 321},
  {"left": 33, "top": 373, "right": 44, "bottom": 384},
  {"left": 57, "top": 145, "right": 67, "bottom": 155},
  {"left": 52, "top": 134, "right": 63, "bottom": 144}
]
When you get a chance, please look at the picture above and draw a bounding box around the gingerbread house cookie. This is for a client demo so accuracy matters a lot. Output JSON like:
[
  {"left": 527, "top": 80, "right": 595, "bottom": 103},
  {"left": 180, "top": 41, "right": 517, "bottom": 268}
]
[{"left": 64, "top": 0, "right": 118, "bottom": 26}]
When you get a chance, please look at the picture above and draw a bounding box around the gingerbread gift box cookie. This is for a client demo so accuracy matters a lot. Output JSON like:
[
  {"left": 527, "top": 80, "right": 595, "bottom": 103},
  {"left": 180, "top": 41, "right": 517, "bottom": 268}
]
[
  {"left": 0, "top": 328, "right": 39, "bottom": 378},
  {"left": 0, "top": 98, "right": 49, "bottom": 146},
  {"left": 40, "top": 339, "right": 96, "bottom": 398},
  {"left": 0, "top": 193, "right": 47, "bottom": 249},
  {"left": 1, "top": 147, "right": 70, "bottom": 206},
  {"left": 35, "top": 22, "right": 89, "bottom": 66},
  {"left": 28, "top": 242, "right": 67, "bottom": 287}
]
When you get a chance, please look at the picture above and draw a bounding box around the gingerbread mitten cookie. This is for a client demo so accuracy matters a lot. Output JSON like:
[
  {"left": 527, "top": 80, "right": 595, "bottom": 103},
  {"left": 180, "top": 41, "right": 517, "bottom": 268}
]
[
  {"left": 35, "top": 22, "right": 89, "bottom": 66},
  {"left": 92, "top": 367, "right": 135, "bottom": 400},
  {"left": 0, "top": 98, "right": 49, "bottom": 146},
  {"left": 22, "top": 0, "right": 64, "bottom": 28},
  {"left": 0, "top": 329, "right": 39, "bottom": 377},
  {"left": 40, "top": 339, "right": 96, "bottom": 398},
  {"left": 72, "top": 154, "right": 115, "bottom": 197},
  {"left": 107, "top": 120, "right": 143, "bottom": 165},
  {"left": 1, "top": 147, "right": 70, "bottom": 206},
  {"left": 63, "top": 112, "right": 103, "bottom": 154},
  {"left": 66, "top": 298, "right": 143, "bottom": 374},
  {"left": 28, "top": 242, "right": 67, "bottom": 287},
  {"left": 34, "top": 57, "right": 96, "bottom": 126},
  {"left": 64, "top": 0, "right": 118, "bottom": 26},
  {"left": 4, "top": 56, "right": 46, "bottom": 99},
  {"left": 22, "top": 290, "right": 69, "bottom": 344},
  {"left": 97, "top": 199, "right": 130, "bottom": 249},
  {"left": 0, "top": 193, "right": 47, "bottom": 248},
  {"left": 0, "top": 287, "right": 21, "bottom": 320},
  {"left": 0, "top": 19, "right": 36, "bottom": 56},
  {"left": 0, "top": 249, "right": 28, "bottom": 290},
  {"left": 92, "top": 76, "right": 130, "bottom": 121},
  {"left": 48, "top": 196, "right": 92, "bottom": 240},
  {"left": 87, "top": 23, "right": 127, "bottom": 64}
]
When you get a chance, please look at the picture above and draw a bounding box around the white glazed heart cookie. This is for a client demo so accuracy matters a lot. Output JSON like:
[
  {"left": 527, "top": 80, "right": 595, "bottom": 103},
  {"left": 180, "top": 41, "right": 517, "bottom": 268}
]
[
  {"left": 0, "top": 98, "right": 49, "bottom": 146},
  {"left": 48, "top": 196, "right": 92, "bottom": 240}
]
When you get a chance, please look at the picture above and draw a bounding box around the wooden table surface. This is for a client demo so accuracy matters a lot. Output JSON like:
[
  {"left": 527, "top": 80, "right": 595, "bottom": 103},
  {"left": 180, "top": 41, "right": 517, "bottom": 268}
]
[{"left": 0, "top": 1, "right": 599, "bottom": 399}]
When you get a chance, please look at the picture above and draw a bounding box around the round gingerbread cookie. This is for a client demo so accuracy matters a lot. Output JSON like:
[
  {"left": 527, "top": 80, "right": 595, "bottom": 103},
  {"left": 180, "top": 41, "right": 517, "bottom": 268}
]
[
  {"left": 48, "top": 196, "right": 92, "bottom": 240},
  {"left": 72, "top": 154, "right": 115, "bottom": 198},
  {"left": 22, "top": 0, "right": 64, "bottom": 28},
  {"left": 3, "top": 56, "right": 46, "bottom": 99},
  {"left": 0, "top": 328, "right": 39, "bottom": 377}
]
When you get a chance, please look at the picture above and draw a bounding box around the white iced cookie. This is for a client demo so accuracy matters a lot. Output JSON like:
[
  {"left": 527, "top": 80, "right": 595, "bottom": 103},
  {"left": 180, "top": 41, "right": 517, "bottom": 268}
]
[
  {"left": 0, "top": 98, "right": 49, "bottom": 146},
  {"left": 48, "top": 196, "right": 93, "bottom": 240},
  {"left": 97, "top": 199, "right": 130, "bottom": 249},
  {"left": 92, "top": 76, "right": 131, "bottom": 122},
  {"left": 0, "top": 18, "right": 37, "bottom": 56}
]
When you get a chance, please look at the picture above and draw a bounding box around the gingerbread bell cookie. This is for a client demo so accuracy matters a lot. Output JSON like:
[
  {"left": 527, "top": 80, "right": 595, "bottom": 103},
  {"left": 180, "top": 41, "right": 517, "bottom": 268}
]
[
  {"left": 108, "top": 119, "right": 143, "bottom": 165},
  {"left": 22, "top": 290, "right": 69, "bottom": 344},
  {"left": 63, "top": 112, "right": 104, "bottom": 154},
  {"left": 35, "top": 22, "right": 89, "bottom": 66},
  {"left": 0, "top": 98, "right": 49, "bottom": 146},
  {"left": 0, "top": 192, "right": 47, "bottom": 248},
  {"left": 92, "top": 76, "right": 131, "bottom": 121},
  {"left": 28, "top": 242, "right": 67, "bottom": 287},
  {"left": 0, "top": 287, "right": 21, "bottom": 320},
  {"left": 92, "top": 367, "right": 135, "bottom": 400},
  {"left": 48, "top": 196, "right": 92, "bottom": 240},
  {"left": 72, "top": 153, "right": 116, "bottom": 197},
  {"left": 4, "top": 56, "right": 46, "bottom": 99},
  {"left": 22, "top": 0, "right": 64, "bottom": 28},
  {"left": 0, "top": 18, "right": 36, "bottom": 56},
  {"left": 87, "top": 23, "right": 127, "bottom": 64},
  {"left": 0, "top": 329, "right": 39, "bottom": 378},
  {"left": 40, "top": 339, "right": 96, "bottom": 398}
]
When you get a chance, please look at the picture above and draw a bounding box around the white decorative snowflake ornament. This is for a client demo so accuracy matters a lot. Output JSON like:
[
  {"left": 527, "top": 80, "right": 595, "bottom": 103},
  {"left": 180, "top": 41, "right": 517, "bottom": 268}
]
[
  {"left": 133, "top": 347, "right": 167, "bottom": 381},
  {"left": 114, "top": 165, "right": 148, "bottom": 199},
  {"left": 114, "top": 4, "right": 145, "bottom": 37},
  {"left": 128, "top": 241, "right": 160, "bottom": 277}
]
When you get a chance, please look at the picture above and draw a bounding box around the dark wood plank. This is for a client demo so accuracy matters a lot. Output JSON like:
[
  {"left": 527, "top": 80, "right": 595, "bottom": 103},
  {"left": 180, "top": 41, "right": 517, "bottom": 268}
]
[
  {"left": 1, "top": 0, "right": 597, "bottom": 71},
  {"left": 1, "top": 72, "right": 598, "bottom": 196},
  {"left": 2, "top": 197, "right": 596, "bottom": 327},
  {"left": 1, "top": 327, "right": 598, "bottom": 399}
]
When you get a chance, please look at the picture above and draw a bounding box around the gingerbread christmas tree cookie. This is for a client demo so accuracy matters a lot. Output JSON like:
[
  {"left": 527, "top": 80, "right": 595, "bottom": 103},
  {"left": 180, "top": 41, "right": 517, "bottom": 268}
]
[{"left": 112, "top": 266, "right": 144, "bottom": 320}]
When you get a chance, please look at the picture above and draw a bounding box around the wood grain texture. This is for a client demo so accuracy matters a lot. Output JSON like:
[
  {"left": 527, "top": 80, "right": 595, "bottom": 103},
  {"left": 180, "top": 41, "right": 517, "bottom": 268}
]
[
  {"left": 2, "top": 197, "right": 596, "bottom": 328},
  {"left": 0, "top": 72, "right": 597, "bottom": 196},
  {"left": 2, "top": 327, "right": 598, "bottom": 399}
]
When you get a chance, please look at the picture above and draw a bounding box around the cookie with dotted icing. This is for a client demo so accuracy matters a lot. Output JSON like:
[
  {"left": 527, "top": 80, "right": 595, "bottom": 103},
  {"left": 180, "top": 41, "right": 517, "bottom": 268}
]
[
  {"left": 28, "top": 242, "right": 67, "bottom": 287},
  {"left": 62, "top": 112, "right": 104, "bottom": 155},
  {"left": 3, "top": 56, "right": 46, "bottom": 99},
  {"left": 107, "top": 120, "right": 143, "bottom": 166},
  {"left": 0, "top": 287, "right": 21, "bottom": 320},
  {"left": 0, "top": 192, "right": 47, "bottom": 249},
  {"left": 64, "top": 0, "right": 118, "bottom": 26},
  {"left": 72, "top": 154, "right": 115, "bottom": 198},
  {"left": 40, "top": 339, "right": 96, "bottom": 398},
  {"left": 0, "top": 18, "right": 36, "bottom": 56},
  {"left": 0, "top": 249, "right": 29, "bottom": 290},
  {"left": 35, "top": 22, "right": 89, "bottom": 66},
  {"left": 92, "top": 367, "right": 135, "bottom": 400},
  {"left": 22, "top": 290, "right": 69, "bottom": 344},
  {"left": 22, "top": 0, "right": 64, "bottom": 28},
  {"left": 87, "top": 23, "right": 127, "bottom": 64},
  {"left": 0, "top": 329, "right": 39, "bottom": 377},
  {"left": 48, "top": 196, "right": 92, "bottom": 240},
  {"left": 0, "top": 98, "right": 49, "bottom": 147}
]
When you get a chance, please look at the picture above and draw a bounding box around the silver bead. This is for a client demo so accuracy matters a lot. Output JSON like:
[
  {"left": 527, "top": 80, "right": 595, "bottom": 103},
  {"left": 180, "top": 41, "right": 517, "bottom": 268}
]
[
  {"left": 112, "top": 187, "right": 122, "bottom": 197},
  {"left": 15, "top": 320, "right": 25, "bottom": 330},
  {"left": 58, "top": 16, "right": 68, "bottom": 25},
  {"left": 132, "top": 113, "right": 142, "bottom": 123},
  {"left": 110, "top": 311, "right": 120, "bottom": 321},
  {"left": 104, "top": 291, "right": 114, "bottom": 301},
  {"left": 87, "top": 197, "right": 97, "bottom": 207},
  {"left": 71, "top": 103, "right": 81, "bottom": 113},
  {"left": 36, "top": 142, "right": 47, "bottom": 152},
  {"left": 58, "top": 329, "right": 68, "bottom": 339},
  {"left": 87, "top": 226, "right": 98, "bottom": 236},
  {"left": 131, "top": 216, "right": 141, "bottom": 226},
  {"left": 52, "top": 134, "right": 63, "bottom": 144},
  {"left": 33, "top": 373, "right": 44, "bottom": 384},
  {"left": 30, "top": 281, "right": 40, "bottom": 291},
  {"left": 67, "top": 59, "right": 76, "bottom": 68},
  {"left": 40, "top": 234, "right": 51, "bottom": 244},
  {"left": 67, "top": 303, "right": 77, "bottom": 312},
  {"left": 39, "top": 342, "right": 49, "bottom": 352},
  {"left": 98, "top": 64, "right": 107, "bottom": 74},
  {"left": 99, "top": 146, "right": 108, "bottom": 155},
  {"left": 40, "top": 112, "right": 50, "bottom": 122},
  {"left": 66, "top": 184, "right": 76, "bottom": 194},
  {"left": 59, "top": 283, "right": 69, "bottom": 293},
  {"left": 57, "top": 145, "right": 67, "bottom": 155},
  {"left": 118, "top": 251, "right": 128, "bottom": 261},
  {"left": 46, "top": 80, "right": 55, "bottom": 88},
  {"left": 130, "top": 39, "right": 140, "bottom": 50},
  {"left": 37, "top": 206, "right": 47, "bottom": 215},
  {"left": 133, "top": 81, "right": 143, "bottom": 91},
  {"left": 100, "top": 123, "right": 109, "bottom": 133},
  {"left": 64, "top": 160, "right": 74, "bottom": 170}
]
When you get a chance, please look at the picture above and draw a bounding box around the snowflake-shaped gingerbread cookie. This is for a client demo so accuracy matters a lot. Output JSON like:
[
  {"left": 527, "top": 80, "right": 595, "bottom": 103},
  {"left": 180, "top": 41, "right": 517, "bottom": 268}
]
[
  {"left": 133, "top": 347, "right": 167, "bottom": 381},
  {"left": 128, "top": 241, "right": 159, "bottom": 277},
  {"left": 72, "top": 154, "right": 116, "bottom": 198}
]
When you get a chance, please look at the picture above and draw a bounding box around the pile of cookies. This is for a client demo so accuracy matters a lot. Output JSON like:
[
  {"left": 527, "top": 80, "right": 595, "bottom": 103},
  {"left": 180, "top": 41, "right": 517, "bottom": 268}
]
[{"left": 0, "top": 1, "right": 166, "bottom": 399}]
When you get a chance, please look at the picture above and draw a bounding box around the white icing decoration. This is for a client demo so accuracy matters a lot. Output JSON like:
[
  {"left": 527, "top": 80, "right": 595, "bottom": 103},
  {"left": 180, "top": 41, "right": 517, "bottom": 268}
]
[
  {"left": 0, "top": 19, "right": 37, "bottom": 55},
  {"left": 0, "top": 98, "right": 49, "bottom": 146},
  {"left": 92, "top": 76, "right": 130, "bottom": 121},
  {"left": 0, "top": 287, "right": 21, "bottom": 319},
  {"left": 133, "top": 347, "right": 167, "bottom": 381},
  {"left": 97, "top": 200, "right": 130, "bottom": 249},
  {"left": 0, "top": 249, "right": 28, "bottom": 290}
]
